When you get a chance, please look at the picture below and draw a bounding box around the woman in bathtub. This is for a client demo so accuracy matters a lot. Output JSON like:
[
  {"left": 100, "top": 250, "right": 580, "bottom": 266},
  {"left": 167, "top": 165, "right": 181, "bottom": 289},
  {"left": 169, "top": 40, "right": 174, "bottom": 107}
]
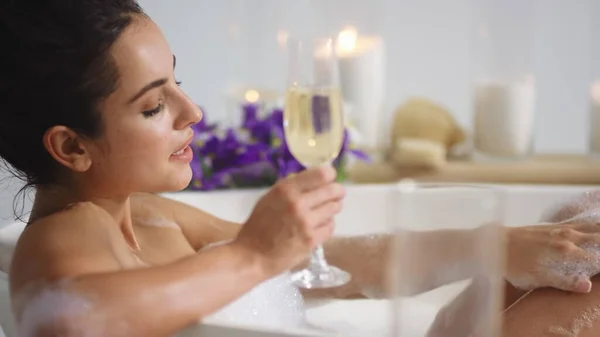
[{"left": 2, "top": 1, "right": 600, "bottom": 336}]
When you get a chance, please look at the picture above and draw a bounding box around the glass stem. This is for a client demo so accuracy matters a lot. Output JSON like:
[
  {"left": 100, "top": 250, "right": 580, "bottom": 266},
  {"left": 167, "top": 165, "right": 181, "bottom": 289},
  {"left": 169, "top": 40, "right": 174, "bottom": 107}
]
[{"left": 309, "top": 245, "right": 330, "bottom": 271}]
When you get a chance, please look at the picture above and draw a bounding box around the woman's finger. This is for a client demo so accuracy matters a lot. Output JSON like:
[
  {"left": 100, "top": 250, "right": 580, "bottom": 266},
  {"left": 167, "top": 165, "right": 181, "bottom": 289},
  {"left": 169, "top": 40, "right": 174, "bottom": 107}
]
[
  {"left": 311, "top": 220, "right": 336, "bottom": 247},
  {"left": 289, "top": 166, "right": 337, "bottom": 192},
  {"left": 574, "top": 233, "right": 600, "bottom": 252},
  {"left": 550, "top": 274, "right": 593, "bottom": 293},
  {"left": 309, "top": 202, "right": 342, "bottom": 230},
  {"left": 574, "top": 222, "right": 600, "bottom": 232},
  {"left": 303, "top": 183, "right": 345, "bottom": 209}
]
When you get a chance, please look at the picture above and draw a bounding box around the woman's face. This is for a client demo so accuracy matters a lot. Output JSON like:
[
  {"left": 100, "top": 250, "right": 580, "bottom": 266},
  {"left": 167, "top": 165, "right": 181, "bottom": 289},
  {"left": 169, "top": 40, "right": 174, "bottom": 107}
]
[{"left": 84, "top": 17, "right": 201, "bottom": 196}]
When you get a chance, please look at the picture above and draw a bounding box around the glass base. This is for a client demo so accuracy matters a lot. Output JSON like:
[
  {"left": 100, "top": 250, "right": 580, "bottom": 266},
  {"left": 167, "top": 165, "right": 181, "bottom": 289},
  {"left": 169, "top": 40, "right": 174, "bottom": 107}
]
[{"left": 291, "top": 266, "right": 351, "bottom": 289}]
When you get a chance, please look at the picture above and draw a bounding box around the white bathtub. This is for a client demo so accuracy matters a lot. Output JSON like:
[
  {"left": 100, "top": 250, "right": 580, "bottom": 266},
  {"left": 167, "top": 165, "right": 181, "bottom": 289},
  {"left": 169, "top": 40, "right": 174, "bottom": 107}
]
[
  {"left": 0, "top": 183, "right": 596, "bottom": 336},
  {"left": 166, "top": 183, "right": 597, "bottom": 336}
]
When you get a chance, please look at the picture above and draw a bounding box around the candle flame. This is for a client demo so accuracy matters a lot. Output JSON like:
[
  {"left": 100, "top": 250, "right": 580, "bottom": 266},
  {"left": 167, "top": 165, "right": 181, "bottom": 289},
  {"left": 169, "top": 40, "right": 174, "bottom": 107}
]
[
  {"left": 244, "top": 89, "right": 260, "bottom": 103},
  {"left": 338, "top": 26, "right": 358, "bottom": 52}
]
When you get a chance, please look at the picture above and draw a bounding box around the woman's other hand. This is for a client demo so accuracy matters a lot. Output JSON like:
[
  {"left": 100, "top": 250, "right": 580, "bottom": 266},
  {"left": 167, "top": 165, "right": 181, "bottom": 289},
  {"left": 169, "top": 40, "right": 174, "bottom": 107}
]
[
  {"left": 232, "top": 166, "right": 345, "bottom": 278},
  {"left": 506, "top": 221, "right": 600, "bottom": 293}
]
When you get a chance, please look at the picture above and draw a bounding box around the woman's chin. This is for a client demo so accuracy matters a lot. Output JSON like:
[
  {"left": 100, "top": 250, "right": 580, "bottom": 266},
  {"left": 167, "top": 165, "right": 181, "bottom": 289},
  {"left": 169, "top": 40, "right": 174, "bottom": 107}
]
[
  {"left": 173, "top": 173, "right": 194, "bottom": 191},
  {"left": 160, "top": 168, "right": 194, "bottom": 192}
]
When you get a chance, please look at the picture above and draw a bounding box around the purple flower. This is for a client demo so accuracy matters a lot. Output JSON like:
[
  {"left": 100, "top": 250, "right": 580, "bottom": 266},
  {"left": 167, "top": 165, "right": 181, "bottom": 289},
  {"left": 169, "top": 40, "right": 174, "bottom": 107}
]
[
  {"left": 197, "top": 135, "right": 220, "bottom": 157},
  {"left": 203, "top": 170, "right": 233, "bottom": 190},
  {"left": 273, "top": 156, "right": 304, "bottom": 178},
  {"left": 192, "top": 109, "right": 218, "bottom": 134},
  {"left": 268, "top": 108, "right": 284, "bottom": 127},
  {"left": 349, "top": 148, "right": 370, "bottom": 162},
  {"left": 249, "top": 120, "right": 272, "bottom": 145},
  {"left": 342, "top": 130, "right": 370, "bottom": 162},
  {"left": 187, "top": 104, "right": 368, "bottom": 191},
  {"left": 230, "top": 161, "right": 277, "bottom": 187},
  {"left": 191, "top": 146, "right": 210, "bottom": 176},
  {"left": 242, "top": 103, "right": 260, "bottom": 129}
]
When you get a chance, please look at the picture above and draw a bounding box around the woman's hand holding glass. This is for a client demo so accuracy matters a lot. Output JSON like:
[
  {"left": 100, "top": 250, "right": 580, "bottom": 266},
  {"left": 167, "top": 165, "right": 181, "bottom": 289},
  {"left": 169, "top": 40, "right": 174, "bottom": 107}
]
[{"left": 232, "top": 166, "right": 345, "bottom": 280}]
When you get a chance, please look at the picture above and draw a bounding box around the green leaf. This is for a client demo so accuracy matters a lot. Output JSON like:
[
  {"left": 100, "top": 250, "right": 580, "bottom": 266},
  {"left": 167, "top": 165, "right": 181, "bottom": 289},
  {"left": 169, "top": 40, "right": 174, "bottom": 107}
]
[
  {"left": 335, "top": 165, "right": 347, "bottom": 182},
  {"left": 202, "top": 161, "right": 212, "bottom": 177}
]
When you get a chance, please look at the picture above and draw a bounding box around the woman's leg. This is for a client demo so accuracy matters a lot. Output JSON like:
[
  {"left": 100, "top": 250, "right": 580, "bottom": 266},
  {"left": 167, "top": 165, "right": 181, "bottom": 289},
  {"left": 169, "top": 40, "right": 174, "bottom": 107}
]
[
  {"left": 426, "top": 279, "right": 528, "bottom": 337},
  {"left": 502, "top": 276, "right": 600, "bottom": 337}
]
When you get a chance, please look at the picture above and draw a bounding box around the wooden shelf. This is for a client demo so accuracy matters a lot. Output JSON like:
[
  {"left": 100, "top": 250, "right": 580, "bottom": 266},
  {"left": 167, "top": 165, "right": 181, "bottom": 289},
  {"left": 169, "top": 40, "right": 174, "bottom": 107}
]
[{"left": 348, "top": 154, "right": 600, "bottom": 185}]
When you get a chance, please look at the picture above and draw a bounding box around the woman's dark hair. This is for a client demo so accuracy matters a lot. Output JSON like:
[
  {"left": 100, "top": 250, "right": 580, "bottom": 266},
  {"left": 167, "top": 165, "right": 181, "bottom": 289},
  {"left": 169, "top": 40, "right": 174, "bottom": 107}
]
[
  {"left": 0, "top": 0, "right": 146, "bottom": 186},
  {"left": 0, "top": 0, "right": 147, "bottom": 217}
]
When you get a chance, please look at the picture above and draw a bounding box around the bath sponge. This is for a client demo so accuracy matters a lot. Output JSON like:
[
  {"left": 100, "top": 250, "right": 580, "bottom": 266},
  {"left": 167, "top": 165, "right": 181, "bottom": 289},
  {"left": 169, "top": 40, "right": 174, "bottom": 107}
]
[{"left": 389, "top": 98, "right": 466, "bottom": 169}]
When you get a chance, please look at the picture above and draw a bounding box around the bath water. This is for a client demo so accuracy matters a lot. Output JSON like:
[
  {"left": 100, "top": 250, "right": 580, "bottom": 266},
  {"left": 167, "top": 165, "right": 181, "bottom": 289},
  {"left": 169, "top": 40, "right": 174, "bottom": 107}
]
[{"left": 183, "top": 240, "right": 449, "bottom": 336}]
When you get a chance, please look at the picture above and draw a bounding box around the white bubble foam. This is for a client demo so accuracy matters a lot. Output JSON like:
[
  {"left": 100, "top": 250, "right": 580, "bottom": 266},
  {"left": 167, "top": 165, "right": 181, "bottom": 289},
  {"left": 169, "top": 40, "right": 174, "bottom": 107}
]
[
  {"left": 200, "top": 240, "right": 307, "bottom": 331},
  {"left": 204, "top": 271, "right": 307, "bottom": 330}
]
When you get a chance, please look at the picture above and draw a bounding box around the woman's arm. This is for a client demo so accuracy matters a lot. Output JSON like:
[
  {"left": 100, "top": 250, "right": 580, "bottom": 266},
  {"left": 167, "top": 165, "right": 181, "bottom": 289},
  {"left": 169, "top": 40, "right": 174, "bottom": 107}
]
[
  {"left": 10, "top": 204, "right": 268, "bottom": 337},
  {"left": 139, "top": 191, "right": 600, "bottom": 300},
  {"left": 138, "top": 193, "right": 486, "bottom": 298},
  {"left": 304, "top": 229, "right": 486, "bottom": 299},
  {"left": 12, "top": 166, "right": 343, "bottom": 337}
]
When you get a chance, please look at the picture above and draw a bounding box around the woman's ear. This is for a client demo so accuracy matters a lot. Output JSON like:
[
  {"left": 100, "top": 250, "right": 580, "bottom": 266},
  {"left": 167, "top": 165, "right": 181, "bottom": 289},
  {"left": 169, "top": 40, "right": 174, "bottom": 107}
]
[{"left": 42, "top": 126, "right": 92, "bottom": 172}]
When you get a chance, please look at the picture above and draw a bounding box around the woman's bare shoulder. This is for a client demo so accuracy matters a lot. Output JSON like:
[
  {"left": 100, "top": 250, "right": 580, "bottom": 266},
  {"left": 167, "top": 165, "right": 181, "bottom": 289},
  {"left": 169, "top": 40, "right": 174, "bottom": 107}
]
[
  {"left": 130, "top": 193, "right": 240, "bottom": 249},
  {"left": 11, "top": 202, "right": 121, "bottom": 292},
  {"left": 502, "top": 276, "right": 600, "bottom": 337},
  {"left": 19, "top": 201, "right": 116, "bottom": 244}
]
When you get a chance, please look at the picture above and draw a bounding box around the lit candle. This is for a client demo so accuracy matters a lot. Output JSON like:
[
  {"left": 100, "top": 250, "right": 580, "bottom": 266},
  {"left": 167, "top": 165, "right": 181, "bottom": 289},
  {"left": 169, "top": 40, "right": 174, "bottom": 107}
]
[
  {"left": 336, "top": 26, "right": 386, "bottom": 153},
  {"left": 225, "top": 86, "right": 281, "bottom": 126}
]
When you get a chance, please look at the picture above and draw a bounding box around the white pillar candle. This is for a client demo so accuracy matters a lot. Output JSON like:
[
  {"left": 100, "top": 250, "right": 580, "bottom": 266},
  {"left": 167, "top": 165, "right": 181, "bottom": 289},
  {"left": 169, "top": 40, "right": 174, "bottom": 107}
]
[
  {"left": 589, "top": 81, "right": 600, "bottom": 155},
  {"left": 336, "top": 27, "right": 386, "bottom": 153},
  {"left": 473, "top": 79, "right": 535, "bottom": 158}
]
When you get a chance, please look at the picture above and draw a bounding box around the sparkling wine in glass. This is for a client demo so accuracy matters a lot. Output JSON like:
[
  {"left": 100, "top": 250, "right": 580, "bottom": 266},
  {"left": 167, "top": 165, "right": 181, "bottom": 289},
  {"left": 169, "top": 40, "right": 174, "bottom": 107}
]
[{"left": 283, "top": 36, "right": 351, "bottom": 289}]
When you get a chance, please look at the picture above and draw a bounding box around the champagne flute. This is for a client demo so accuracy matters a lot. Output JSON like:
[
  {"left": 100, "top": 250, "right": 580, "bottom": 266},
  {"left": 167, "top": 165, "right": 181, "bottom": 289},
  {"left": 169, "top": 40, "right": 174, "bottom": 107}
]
[{"left": 283, "top": 36, "right": 351, "bottom": 289}]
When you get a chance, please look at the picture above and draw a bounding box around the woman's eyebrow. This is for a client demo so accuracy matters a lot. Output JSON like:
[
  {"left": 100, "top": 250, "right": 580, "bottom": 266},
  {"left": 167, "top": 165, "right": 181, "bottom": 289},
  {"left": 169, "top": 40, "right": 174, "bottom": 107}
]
[{"left": 127, "top": 55, "right": 177, "bottom": 104}]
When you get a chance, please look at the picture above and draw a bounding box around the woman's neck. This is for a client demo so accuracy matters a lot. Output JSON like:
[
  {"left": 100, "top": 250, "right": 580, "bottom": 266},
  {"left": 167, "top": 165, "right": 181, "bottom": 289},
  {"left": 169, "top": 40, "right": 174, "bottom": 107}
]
[{"left": 30, "top": 184, "right": 140, "bottom": 250}]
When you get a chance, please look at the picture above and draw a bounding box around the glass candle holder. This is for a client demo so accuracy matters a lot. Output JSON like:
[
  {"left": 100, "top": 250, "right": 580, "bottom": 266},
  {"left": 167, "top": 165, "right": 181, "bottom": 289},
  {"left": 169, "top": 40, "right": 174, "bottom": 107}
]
[
  {"left": 471, "top": 0, "right": 536, "bottom": 161},
  {"left": 223, "top": 0, "right": 288, "bottom": 127},
  {"left": 391, "top": 182, "right": 505, "bottom": 337}
]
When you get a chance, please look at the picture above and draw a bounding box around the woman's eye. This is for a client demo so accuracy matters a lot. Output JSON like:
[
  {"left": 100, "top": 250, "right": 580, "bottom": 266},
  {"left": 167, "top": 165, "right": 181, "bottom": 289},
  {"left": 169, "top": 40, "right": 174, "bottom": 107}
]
[
  {"left": 142, "top": 100, "right": 164, "bottom": 118},
  {"left": 175, "top": 80, "right": 182, "bottom": 87}
]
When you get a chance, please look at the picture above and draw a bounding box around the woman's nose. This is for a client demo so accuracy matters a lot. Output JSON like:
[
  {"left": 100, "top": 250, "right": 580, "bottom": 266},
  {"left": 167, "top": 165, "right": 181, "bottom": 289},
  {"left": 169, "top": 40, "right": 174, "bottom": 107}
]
[{"left": 175, "top": 91, "right": 202, "bottom": 129}]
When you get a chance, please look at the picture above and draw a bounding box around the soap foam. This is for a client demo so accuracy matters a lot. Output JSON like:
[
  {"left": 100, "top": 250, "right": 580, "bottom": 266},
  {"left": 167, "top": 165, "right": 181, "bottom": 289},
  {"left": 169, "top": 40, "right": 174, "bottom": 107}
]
[
  {"left": 547, "top": 305, "right": 600, "bottom": 337},
  {"left": 200, "top": 241, "right": 308, "bottom": 331},
  {"left": 536, "top": 191, "right": 600, "bottom": 288},
  {"left": 203, "top": 271, "right": 307, "bottom": 330},
  {"left": 541, "top": 191, "right": 600, "bottom": 224},
  {"left": 14, "top": 281, "right": 131, "bottom": 337}
]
